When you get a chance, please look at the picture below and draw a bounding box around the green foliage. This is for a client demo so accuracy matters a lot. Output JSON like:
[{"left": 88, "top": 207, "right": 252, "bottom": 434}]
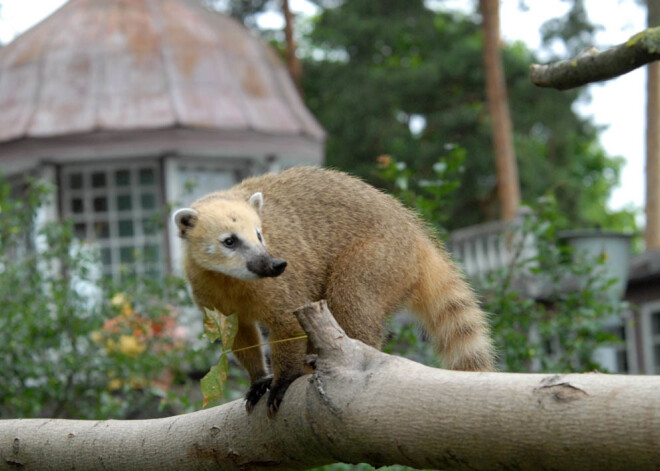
[
  {"left": 301, "top": 1, "right": 636, "bottom": 232},
  {"left": 479, "top": 195, "right": 627, "bottom": 372},
  {"left": 374, "top": 145, "right": 466, "bottom": 239},
  {"left": 0, "top": 175, "right": 201, "bottom": 419},
  {"left": 200, "top": 309, "right": 239, "bottom": 407}
]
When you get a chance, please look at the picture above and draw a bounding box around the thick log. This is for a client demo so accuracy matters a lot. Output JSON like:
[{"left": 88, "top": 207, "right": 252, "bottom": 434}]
[{"left": 1, "top": 301, "right": 660, "bottom": 470}]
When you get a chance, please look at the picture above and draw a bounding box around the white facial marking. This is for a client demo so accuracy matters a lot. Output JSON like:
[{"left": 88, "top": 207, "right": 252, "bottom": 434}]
[{"left": 213, "top": 264, "right": 259, "bottom": 280}]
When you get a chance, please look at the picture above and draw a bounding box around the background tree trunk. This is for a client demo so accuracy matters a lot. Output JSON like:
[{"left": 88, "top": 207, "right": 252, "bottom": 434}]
[
  {"left": 2, "top": 301, "right": 660, "bottom": 470},
  {"left": 479, "top": 0, "right": 521, "bottom": 222},
  {"left": 282, "top": 0, "right": 303, "bottom": 94},
  {"left": 647, "top": 0, "right": 660, "bottom": 250}
]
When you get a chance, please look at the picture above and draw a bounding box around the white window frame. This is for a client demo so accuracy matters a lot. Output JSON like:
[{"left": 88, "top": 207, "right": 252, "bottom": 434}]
[{"left": 640, "top": 300, "right": 660, "bottom": 374}]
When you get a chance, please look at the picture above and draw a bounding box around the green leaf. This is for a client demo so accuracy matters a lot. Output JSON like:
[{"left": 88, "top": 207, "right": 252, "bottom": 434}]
[
  {"left": 203, "top": 308, "right": 239, "bottom": 350},
  {"left": 201, "top": 353, "right": 229, "bottom": 408}
]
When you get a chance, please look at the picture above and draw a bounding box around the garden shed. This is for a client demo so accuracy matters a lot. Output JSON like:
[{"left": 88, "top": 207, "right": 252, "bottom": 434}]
[{"left": 0, "top": 0, "right": 325, "bottom": 279}]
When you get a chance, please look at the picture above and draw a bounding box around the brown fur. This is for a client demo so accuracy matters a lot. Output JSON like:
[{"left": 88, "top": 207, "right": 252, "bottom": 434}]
[{"left": 175, "top": 167, "right": 495, "bottom": 409}]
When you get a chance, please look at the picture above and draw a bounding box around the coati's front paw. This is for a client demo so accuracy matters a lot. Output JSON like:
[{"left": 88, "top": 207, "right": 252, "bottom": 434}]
[
  {"left": 245, "top": 375, "right": 273, "bottom": 413},
  {"left": 266, "top": 374, "right": 302, "bottom": 418}
]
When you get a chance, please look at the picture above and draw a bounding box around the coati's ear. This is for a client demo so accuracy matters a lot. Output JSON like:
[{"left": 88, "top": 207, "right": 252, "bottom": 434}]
[
  {"left": 173, "top": 208, "right": 199, "bottom": 238},
  {"left": 248, "top": 192, "right": 263, "bottom": 214}
]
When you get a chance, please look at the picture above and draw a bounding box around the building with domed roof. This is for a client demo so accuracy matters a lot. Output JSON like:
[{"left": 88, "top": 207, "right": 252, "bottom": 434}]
[{"left": 0, "top": 0, "right": 325, "bottom": 279}]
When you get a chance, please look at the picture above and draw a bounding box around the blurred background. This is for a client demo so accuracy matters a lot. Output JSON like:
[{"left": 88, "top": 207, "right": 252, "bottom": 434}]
[{"left": 0, "top": 2, "right": 658, "bottom": 462}]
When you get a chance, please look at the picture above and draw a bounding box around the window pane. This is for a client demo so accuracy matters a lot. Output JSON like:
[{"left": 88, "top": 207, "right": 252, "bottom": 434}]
[
  {"left": 144, "top": 268, "right": 161, "bottom": 279},
  {"left": 118, "top": 220, "right": 134, "bottom": 237},
  {"left": 141, "top": 193, "right": 156, "bottom": 209},
  {"left": 143, "top": 218, "right": 157, "bottom": 235},
  {"left": 614, "top": 326, "right": 626, "bottom": 340},
  {"left": 117, "top": 194, "right": 132, "bottom": 211},
  {"left": 120, "top": 247, "right": 135, "bottom": 263},
  {"left": 100, "top": 248, "right": 112, "bottom": 265},
  {"left": 71, "top": 198, "right": 84, "bottom": 213},
  {"left": 139, "top": 168, "right": 155, "bottom": 185},
  {"left": 616, "top": 350, "right": 628, "bottom": 373},
  {"left": 94, "top": 221, "right": 110, "bottom": 239},
  {"left": 655, "top": 345, "right": 660, "bottom": 374},
  {"left": 74, "top": 223, "right": 86, "bottom": 239},
  {"left": 91, "top": 172, "right": 106, "bottom": 188},
  {"left": 115, "top": 169, "right": 130, "bottom": 187},
  {"left": 93, "top": 197, "right": 108, "bottom": 212},
  {"left": 652, "top": 311, "right": 660, "bottom": 336},
  {"left": 144, "top": 244, "right": 160, "bottom": 262},
  {"left": 69, "top": 173, "right": 83, "bottom": 190}
]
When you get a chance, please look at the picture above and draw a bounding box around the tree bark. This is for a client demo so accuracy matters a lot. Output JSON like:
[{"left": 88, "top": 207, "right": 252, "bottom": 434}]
[
  {"left": 2, "top": 301, "right": 660, "bottom": 470},
  {"left": 282, "top": 0, "right": 303, "bottom": 94},
  {"left": 530, "top": 27, "right": 660, "bottom": 90},
  {"left": 480, "top": 0, "right": 521, "bottom": 222},
  {"left": 647, "top": 2, "right": 660, "bottom": 249}
]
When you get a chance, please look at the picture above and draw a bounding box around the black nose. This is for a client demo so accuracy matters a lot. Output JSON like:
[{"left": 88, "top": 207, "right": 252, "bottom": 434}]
[{"left": 270, "top": 259, "right": 287, "bottom": 277}]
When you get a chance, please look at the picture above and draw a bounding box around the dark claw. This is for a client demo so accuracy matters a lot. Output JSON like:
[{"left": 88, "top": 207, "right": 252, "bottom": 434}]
[
  {"left": 266, "top": 374, "right": 301, "bottom": 418},
  {"left": 245, "top": 375, "right": 272, "bottom": 413}
]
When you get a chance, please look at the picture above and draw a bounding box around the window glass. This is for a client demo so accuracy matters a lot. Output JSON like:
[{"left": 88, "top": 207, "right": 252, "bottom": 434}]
[
  {"left": 74, "top": 223, "right": 87, "bottom": 239},
  {"left": 100, "top": 248, "right": 112, "bottom": 265},
  {"left": 71, "top": 198, "right": 84, "bottom": 213},
  {"left": 141, "top": 193, "right": 156, "bottom": 210},
  {"left": 177, "top": 166, "right": 237, "bottom": 205},
  {"left": 93, "top": 197, "right": 108, "bottom": 212},
  {"left": 144, "top": 244, "right": 160, "bottom": 262},
  {"left": 118, "top": 220, "right": 134, "bottom": 237},
  {"left": 143, "top": 218, "right": 157, "bottom": 235},
  {"left": 91, "top": 172, "right": 106, "bottom": 188},
  {"left": 117, "top": 194, "right": 132, "bottom": 211},
  {"left": 115, "top": 170, "right": 130, "bottom": 187},
  {"left": 652, "top": 311, "right": 660, "bottom": 336},
  {"left": 70, "top": 173, "right": 83, "bottom": 190},
  {"left": 94, "top": 222, "right": 110, "bottom": 239},
  {"left": 139, "top": 168, "right": 155, "bottom": 185},
  {"left": 120, "top": 247, "right": 135, "bottom": 263}
]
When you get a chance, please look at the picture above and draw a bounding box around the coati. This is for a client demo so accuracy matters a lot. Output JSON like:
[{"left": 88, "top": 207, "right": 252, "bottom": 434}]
[{"left": 173, "top": 166, "right": 495, "bottom": 416}]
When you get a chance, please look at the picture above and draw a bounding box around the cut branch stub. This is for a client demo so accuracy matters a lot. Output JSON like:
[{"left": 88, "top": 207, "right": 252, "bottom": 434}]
[{"left": 293, "top": 300, "right": 352, "bottom": 358}]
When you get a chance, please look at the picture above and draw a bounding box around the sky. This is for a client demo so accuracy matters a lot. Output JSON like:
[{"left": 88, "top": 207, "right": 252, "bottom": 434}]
[{"left": 0, "top": 0, "right": 648, "bottom": 221}]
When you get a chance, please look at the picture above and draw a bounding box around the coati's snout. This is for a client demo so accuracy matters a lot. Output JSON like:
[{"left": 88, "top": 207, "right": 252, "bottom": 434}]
[{"left": 247, "top": 255, "right": 287, "bottom": 278}]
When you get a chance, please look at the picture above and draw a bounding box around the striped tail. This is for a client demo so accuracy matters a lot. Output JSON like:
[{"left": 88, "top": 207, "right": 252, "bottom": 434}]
[{"left": 407, "top": 239, "right": 496, "bottom": 371}]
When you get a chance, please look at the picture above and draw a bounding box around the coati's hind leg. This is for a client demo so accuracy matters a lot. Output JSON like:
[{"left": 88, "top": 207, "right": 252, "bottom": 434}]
[{"left": 325, "top": 238, "right": 416, "bottom": 348}]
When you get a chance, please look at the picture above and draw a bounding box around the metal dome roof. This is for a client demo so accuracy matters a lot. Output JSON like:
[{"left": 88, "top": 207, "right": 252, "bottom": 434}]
[{"left": 0, "top": 0, "right": 325, "bottom": 144}]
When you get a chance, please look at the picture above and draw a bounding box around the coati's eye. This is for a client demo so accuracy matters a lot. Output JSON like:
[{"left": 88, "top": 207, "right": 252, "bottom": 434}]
[
  {"left": 256, "top": 229, "right": 263, "bottom": 243},
  {"left": 222, "top": 236, "right": 236, "bottom": 248}
]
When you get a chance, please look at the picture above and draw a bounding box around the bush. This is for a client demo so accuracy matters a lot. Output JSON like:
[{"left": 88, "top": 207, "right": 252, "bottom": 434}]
[{"left": 0, "top": 175, "right": 203, "bottom": 419}]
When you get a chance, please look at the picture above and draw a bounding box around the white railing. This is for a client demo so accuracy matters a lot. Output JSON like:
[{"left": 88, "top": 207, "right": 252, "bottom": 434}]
[{"left": 448, "top": 209, "right": 536, "bottom": 280}]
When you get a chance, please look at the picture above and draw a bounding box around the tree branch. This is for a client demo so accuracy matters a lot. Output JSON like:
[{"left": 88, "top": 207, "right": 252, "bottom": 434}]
[
  {"left": 2, "top": 301, "right": 660, "bottom": 470},
  {"left": 530, "top": 27, "right": 660, "bottom": 90}
]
